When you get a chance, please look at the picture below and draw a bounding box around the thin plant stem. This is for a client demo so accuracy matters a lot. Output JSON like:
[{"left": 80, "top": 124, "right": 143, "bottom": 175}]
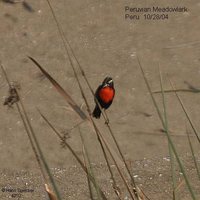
[
  {"left": 82, "top": 141, "right": 96, "bottom": 200},
  {"left": 1, "top": 65, "right": 47, "bottom": 182},
  {"left": 153, "top": 89, "right": 200, "bottom": 94},
  {"left": 37, "top": 109, "right": 108, "bottom": 200},
  {"left": 79, "top": 127, "right": 102, "bottom": 200},
  {"left": 17, "top": 94, "right": 62, "bottom": 200},
  {"left": 166, "top": 77, "right": 200, "bottom": 144}
]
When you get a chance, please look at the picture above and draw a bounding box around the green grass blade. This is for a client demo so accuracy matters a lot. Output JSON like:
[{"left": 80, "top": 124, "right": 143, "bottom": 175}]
[
  {"left": 79, "top": 128, "right": 102, "bottom": 200},
  {"left": 167, "top": 78, "right": 200, "bottom": 144},
  {"left": 186, "top": 127, "right": 200, "bottom": 181},
  {"left": 158, "top": 66, "right": 177, "bottom": 200},
  {"left": 137, "top": 56, "right": 196, "bottom": 200}
]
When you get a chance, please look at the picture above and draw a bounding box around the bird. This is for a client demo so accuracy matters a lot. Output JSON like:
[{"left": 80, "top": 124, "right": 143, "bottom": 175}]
[{"left": 92, "top": 77, "right": 115, "bottom": 118}]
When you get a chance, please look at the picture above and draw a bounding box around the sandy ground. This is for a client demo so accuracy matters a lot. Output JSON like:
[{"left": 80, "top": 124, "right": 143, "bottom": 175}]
[
  {"left": 1, "top": 0, "right": 200, "bottom": 199},
  {"left": 0, "top": 156, "right": 200, "bottom": 200}
]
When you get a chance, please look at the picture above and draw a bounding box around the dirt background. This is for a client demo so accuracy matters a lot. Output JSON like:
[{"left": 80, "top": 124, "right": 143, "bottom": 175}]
[{"left": 0, "top": 0, "right": 200, "bottom": 199}]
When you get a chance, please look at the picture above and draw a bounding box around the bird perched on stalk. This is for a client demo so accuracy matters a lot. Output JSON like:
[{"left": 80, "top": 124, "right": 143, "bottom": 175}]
[{"left": 92, "top": 77, "right": 115, "bottom": 118}]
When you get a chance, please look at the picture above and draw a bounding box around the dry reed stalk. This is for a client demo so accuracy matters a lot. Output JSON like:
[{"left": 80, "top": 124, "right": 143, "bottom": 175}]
[
  {"left": 29, "top": 55, "right": 136, "bottom": 199},
  {"left": 45, "top": 184, "right": 57, "bottom": 200},
  {"left": 43, "top": 1, "right": 140, "bottom": 197}
]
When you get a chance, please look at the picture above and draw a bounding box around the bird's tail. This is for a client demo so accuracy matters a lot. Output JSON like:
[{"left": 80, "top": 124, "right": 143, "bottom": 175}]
[{"left": 92, "top": 105, "right": 101, "bottom": 118}]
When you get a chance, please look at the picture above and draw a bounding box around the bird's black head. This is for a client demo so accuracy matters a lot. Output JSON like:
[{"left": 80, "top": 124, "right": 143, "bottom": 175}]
[{"left": 102, "top": 77, "right": 114, "bottom": 88}]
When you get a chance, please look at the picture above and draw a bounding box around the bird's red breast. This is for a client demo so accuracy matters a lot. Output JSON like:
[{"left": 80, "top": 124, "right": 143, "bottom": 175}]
[{"left": 99, "top": 87, "right": 115, "bottom": 103}]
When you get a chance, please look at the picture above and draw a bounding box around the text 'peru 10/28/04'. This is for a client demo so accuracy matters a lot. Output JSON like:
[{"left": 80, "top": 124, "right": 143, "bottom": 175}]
[{"left": 124, "top": 6, "right": 188, "bottom": 20}]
